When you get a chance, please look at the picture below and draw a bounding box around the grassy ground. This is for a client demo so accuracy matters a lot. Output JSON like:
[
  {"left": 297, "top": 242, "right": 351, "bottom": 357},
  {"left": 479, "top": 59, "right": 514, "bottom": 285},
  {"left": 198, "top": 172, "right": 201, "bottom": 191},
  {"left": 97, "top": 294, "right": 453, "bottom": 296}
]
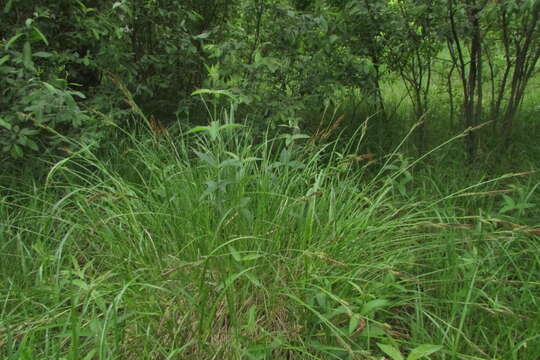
[{"left": 1, "top": 113, "right": 539, "bottom": 359}]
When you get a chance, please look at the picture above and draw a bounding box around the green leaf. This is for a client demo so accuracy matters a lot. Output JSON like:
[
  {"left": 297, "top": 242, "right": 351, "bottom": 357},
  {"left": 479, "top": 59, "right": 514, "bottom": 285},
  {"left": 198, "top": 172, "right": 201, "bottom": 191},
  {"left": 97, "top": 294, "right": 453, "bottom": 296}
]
[
  {"left": 0, "top": 55, "right": 9, "bottom": 66},
  {"left": 207, "top": 121, "right": 220, "bottom": 140},
  {"left": 5, "top": 33, "right": 23, "bottom": 49},
  {"left": 358, "top": 324, "right": 386, "bottom": 337},
  {"left": 315, "top": 292, "right": 326, "bottom": 307},
  {"left": 361, "top": 299, "right": 390, "bottom": 315},
  {"left": 20, "top": 128, "right": 40, "bottom": 136},
  {"left": 82, "top": 349, "right": 97, "bottom": 360},
  {"left": 0, "top": 117, "right": 12, "bottom": 130},
  {"left": 377, "top": 343, "right": 404, "bottom": 360},
  {"left": 246, "top": 305, "right": 257, "bottom": 330},
  {"left": 241, "top": 253, "right": 263, "bottom": 262},
  {"left": 33, "top": 51, "right": 53, "bottom": 58},
  {"left": 194, "top": 32, "right": 210, "bottom": 39},
  {"left": 199, "top": 180, "right": 217, "bottom": 200},
  {"left": 22, "top": 41, "right": 35, "bottom": 71},
  {"left": 218, "top": 123, "right": 243, "bottom": 131},
  {"left": 229, "top": 245, "right": 242, "bottom": 262},
  {"left": 407, "top": 344, "right": 443, "bottom": 360},
  {"left": 502, "top": 194, "right": 515, "bottom": 208},
  {"left": 191, "top": 88, "right": 235, "bottom": 99},
  {"left": 185, "top": 126, "right": 210, "bottom": 134},
  {"left": 245, "top": 272, "right": 262, "bottom": 287},
  {"left": 69, "top": 90, "right": 87, "bottom": 99},
  {"left": 348, "top": 314, "right": 360, "bottom": 335},
  {"left": 72, "top": 279, "right": 90, "bottom": 291},
  {"left": 194, "top": 150, "right": 218, "bottom": 167},
  {"left": 17, "top": 135, "right": 28, "bottom": 146},
  {"left": 42, "top": 82, "right": 58, "bottom": 93},
  {"left": 10, "top": 144, "right": 23, "bottom": 158},
  {"left": 32, "top": 26, "right": 49, "bottom": 45},
  {"left": 25, "top": 138, "right": 39, "bottom": 151}
]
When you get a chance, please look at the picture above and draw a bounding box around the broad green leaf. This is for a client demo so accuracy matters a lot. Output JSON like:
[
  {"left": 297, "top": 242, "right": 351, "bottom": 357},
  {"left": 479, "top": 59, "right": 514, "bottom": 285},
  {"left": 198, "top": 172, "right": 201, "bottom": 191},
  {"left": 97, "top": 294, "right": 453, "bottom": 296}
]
[
  {"left": 200, "top": 180, "right": 218, "bottom": 200},
  {"left": 208, "top": 122, "right": 221, "bottom": 139},
  {"left": 0, "top": 55, "right": 9, "bottom": 66},
  {"left": 502, "top": 194, "right": 515, "bottom": 208},
  {"left": 33, "top": 51, "right": 53, "bottom": 58},
  {"left": 358, "top": 324, "right": 386, "bottom": 337},
  {"left": 25, "top": 138, "right": 39, "bottom": 151},
  {"left": 0, "top": 117, "right": 12, "bottom": 130},
  {"left": 377, "top": 343, "right": 404, "bottom": 360},
  {"left": 194, "top": 150, "right": 218, "bottom": 167},
  {"left": 361, "top": 299, "right": 390, "bottom": 315},
  {"left": 22, "top": 41, "right": 35, "bottom": 71},
  {"left": 407, "top": 344, "right": 443, "bottom": 360},
  {"left": 322, "top": 305, "right": 349, "bottom": 321},
  {"left": 315, "top": 292, "right": 326, "bottom": 307},
  {"left": 42, "top": 82, "right": 58, "bottom": 93},
  {"left": 10, "top": 144, "right": 23, "bottom": 158},
  {"left": 72, "top": 279, "right": 90, "bottom": 291},
  {"left": 229, "top": 245, "right": 242, "bottom": 262},
  {"left": 348, "top": 314, "right": 360, "bottom": 335},
  {"left": 17, "top": 135, "right": 28, "bottom": 146}
]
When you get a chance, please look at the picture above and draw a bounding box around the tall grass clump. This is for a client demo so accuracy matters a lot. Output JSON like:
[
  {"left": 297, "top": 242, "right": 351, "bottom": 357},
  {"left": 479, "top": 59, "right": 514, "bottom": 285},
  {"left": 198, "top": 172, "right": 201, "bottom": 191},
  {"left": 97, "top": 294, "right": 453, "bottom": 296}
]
[{"left": 1, "top": 108, "right": 539, "bottom": 359}]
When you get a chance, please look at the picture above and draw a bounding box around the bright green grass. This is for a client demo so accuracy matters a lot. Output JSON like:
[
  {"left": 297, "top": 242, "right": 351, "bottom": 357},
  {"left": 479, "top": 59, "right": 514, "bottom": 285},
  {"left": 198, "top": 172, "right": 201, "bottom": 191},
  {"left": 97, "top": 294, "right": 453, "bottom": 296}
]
[{"left": 1, "top": 116, "right": 539, "bottom": 359}]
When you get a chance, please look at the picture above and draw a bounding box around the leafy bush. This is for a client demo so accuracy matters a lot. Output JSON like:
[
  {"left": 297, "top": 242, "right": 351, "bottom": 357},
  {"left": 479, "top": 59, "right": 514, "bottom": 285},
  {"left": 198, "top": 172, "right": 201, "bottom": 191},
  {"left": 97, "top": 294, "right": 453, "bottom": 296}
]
[{"left": 0, "top": 2, "right": 126, "bottom": 160}]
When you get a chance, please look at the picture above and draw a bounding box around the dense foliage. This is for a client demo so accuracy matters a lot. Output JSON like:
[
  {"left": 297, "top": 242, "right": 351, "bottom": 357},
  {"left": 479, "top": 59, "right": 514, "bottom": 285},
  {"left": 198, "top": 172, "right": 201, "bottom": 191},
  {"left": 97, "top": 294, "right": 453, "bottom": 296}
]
[
  {"left": 1, "top": 0, "right": 538, "bottom": 162},
  {"left": 1, "top": 1, "right": 539, "bottom": 359}
]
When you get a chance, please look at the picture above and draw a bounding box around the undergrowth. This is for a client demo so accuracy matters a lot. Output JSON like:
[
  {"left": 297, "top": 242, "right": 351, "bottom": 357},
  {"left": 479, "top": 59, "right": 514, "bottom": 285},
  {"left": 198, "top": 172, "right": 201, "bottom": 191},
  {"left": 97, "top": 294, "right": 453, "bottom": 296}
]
[{"left": 1, "top": 112, "right": 539, "bottom": 360}]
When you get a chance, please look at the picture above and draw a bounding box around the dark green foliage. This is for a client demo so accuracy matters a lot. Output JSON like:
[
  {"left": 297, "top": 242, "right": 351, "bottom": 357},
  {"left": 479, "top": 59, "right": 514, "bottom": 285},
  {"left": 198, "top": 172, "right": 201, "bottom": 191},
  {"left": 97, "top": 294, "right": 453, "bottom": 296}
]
[
  {"left": 2, "top": 0, "right": 539, "bottom": 162},
  {"left": 0, "top": 1, "right": 125, "bottom": 159}
]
